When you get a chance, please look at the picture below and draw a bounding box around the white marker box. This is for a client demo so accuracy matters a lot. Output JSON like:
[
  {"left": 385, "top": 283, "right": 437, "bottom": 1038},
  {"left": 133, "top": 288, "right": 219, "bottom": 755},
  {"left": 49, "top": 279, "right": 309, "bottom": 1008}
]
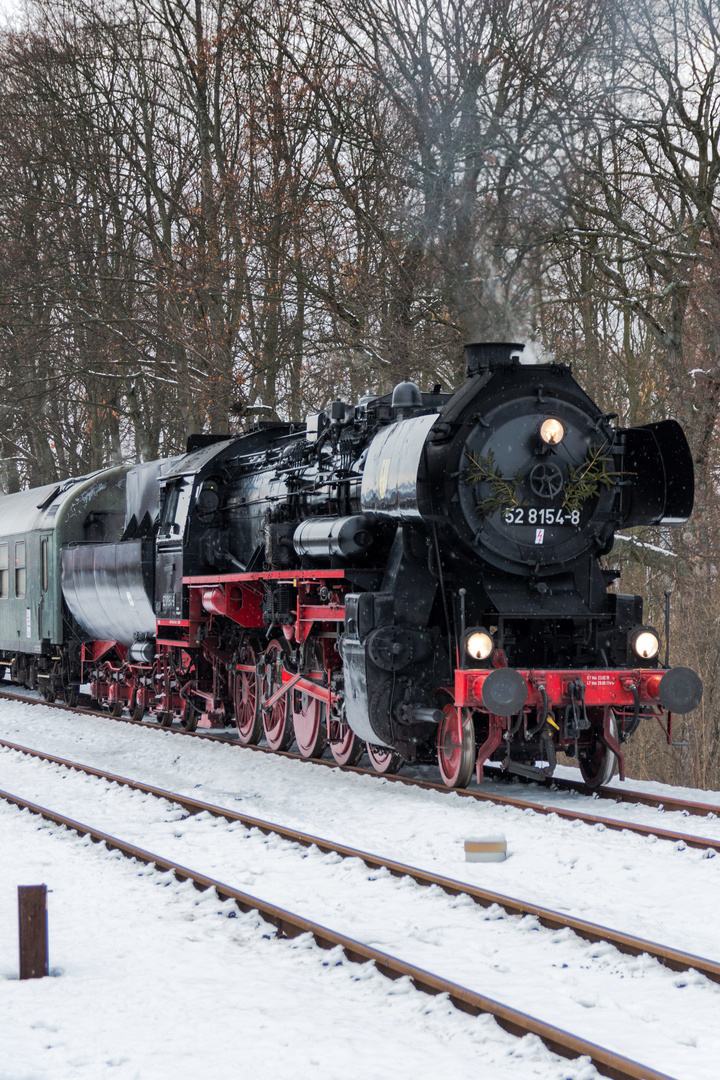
[{"left": 464, "top": 835, "right": 507, "bottom": 862}]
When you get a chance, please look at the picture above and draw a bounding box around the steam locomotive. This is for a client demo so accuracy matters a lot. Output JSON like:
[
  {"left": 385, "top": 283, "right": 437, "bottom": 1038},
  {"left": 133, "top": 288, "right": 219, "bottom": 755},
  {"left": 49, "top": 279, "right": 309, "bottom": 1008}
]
[{"left": 0, "top": 342, "right": 702, "bottom": 788}]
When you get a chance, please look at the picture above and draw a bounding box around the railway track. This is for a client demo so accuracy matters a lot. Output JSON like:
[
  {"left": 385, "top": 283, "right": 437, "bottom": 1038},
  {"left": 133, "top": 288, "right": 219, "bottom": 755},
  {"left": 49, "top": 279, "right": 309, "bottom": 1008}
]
[
  {"left": 0, "top": 776, "right": 681, "bottom": 1080},
  {"left": 3, "top": 735, "right": 719, "bottom": 988},
  {"left": 481, "top": 764, "right": 720, "bottom": 819},
  {"left": 2, "top": 688, "right": 720, "bottom": 850}
]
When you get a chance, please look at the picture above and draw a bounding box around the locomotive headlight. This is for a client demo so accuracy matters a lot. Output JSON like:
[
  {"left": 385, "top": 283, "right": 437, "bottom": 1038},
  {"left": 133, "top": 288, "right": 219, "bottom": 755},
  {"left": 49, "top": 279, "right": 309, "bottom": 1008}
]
[
  {"left": 540, "top": 417, "right": 565, "bottom": 446},
  {"left": 630, "top": 627, "right": 660, "bottom": 660},
  {"left": 465, "top": 628, "right": 494, "bottom": 662}
]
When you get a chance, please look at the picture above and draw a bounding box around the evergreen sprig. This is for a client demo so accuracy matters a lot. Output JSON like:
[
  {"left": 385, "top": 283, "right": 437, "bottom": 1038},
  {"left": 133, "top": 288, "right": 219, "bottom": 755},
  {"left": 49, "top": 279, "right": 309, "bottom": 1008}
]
[
  {"left": 562, "top": 442, "right": 623, "bottom": 512},
  {"left": 464, "top": 450, "right": 523, "bottom": 515}
]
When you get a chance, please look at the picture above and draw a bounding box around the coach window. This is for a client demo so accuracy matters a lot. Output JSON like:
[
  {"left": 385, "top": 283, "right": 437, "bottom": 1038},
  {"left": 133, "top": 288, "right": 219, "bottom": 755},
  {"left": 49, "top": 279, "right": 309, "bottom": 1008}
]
[
  {"left": 15, "top": 540, "right": 25, "bottom": 599},
  {"left": 0, "top": 543, "right": 7, "bottom": 599},
  {"left": 41, "top": 538, "right": 49, "bottom": 592}
]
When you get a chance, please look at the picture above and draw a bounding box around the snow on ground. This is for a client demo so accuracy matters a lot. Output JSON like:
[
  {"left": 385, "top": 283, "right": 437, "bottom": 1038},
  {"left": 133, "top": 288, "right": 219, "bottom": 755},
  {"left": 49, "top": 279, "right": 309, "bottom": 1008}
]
[
  {"left": 2, "top": 699, "right": 719, "bottom": 1079},
  {"left": 2, "top": 804, "right": 599, "bottom": 1080}
]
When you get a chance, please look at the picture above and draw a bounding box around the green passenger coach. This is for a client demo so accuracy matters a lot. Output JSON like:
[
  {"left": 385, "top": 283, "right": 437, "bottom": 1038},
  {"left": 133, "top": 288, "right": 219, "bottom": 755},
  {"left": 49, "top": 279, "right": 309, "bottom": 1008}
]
[{"left": 0, "top": 467, "right": 130, "bottom": 689}]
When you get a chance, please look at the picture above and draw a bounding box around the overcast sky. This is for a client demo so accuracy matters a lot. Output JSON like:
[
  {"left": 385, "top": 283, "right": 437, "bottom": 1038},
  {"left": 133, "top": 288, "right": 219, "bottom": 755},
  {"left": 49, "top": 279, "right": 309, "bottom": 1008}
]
[{"left": 0, "top": 0, "right": 21, "bottom": 21}]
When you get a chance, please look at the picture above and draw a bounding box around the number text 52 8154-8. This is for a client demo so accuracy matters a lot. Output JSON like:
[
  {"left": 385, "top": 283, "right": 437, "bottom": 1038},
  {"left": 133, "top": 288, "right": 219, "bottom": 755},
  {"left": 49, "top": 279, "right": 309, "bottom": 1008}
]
[{"left": 502, "top": 507, "right": 581, "bottom": 526}]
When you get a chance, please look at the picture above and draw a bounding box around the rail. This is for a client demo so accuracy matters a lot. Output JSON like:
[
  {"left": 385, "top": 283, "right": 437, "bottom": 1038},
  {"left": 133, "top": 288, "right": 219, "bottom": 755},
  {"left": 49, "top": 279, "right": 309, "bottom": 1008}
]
[
  {"left": 2, "top": 737, "right": 718, "bottom": 987},
  {"left": 0, "top": 783, "right": 679, "bottom": 1080},
  {"left": 1, "top": 690, "right": 719, "bottom": 836}
]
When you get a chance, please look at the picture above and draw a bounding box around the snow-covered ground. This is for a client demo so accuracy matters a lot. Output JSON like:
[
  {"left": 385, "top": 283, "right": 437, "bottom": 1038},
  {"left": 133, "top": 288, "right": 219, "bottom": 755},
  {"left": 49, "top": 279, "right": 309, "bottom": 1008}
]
[{"left": 1, "top": 699, "right": 719, "bottom": 1080}]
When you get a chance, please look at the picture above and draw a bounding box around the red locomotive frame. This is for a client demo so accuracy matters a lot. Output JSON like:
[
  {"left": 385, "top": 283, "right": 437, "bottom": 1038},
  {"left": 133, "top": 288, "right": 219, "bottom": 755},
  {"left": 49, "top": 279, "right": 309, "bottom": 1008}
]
[{"left": 81, "top": 566, "right": 672, "bottom": 786}]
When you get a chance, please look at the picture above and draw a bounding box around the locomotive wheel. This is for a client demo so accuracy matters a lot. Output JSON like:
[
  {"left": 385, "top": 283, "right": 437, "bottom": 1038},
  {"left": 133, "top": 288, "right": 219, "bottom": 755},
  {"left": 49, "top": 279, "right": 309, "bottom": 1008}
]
[
  {"left": 330, "top": 725, "right": 365, "bottom": 767},
  {"left": 292, "top": 691, "right": 327, "bottom": 759},
  {"left": 41, "top": 685, "right": 56, "bottom": 704},
  {"left": 181, "top": 701, "right": 198, "bottom": 732},
  {"left": 234, "top": 645, "right": 263, "bottom": 745},
  {"left": 366, "top": 743, "right": 403, "bottom": 775},
  {"left": 579, "top": 712, "right": 618, "bottom": 789},
  {"left": 437, "top": 705, "right": 476, "bottom": 789},
  {"left": 129, "top": 689, "right": 145, "bottom": 722},
  {"left": 158, "top": 711, "right": 174, "bottom": 728},
  {"left": 64, "top": 688, "right": 79, "bottom": 708},
  {"left": 111, "top": 702, "right": 124, "bottom": 718},
  {"left": 261, "top": 644, "right": 294, "bottom": 752}
]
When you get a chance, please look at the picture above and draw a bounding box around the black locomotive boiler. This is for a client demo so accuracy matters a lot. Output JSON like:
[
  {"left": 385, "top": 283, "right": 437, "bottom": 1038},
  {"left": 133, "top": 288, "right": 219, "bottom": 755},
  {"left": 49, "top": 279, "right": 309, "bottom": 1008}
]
[{"left": 0, "top": 342, "right": 702, "bottom": 788}]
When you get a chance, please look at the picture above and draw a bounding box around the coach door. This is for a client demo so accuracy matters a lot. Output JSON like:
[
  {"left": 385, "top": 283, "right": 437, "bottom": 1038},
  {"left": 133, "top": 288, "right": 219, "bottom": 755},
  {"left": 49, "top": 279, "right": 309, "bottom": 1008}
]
[{"left": 37, "top": 534, "right": 53, "bottom": 642}]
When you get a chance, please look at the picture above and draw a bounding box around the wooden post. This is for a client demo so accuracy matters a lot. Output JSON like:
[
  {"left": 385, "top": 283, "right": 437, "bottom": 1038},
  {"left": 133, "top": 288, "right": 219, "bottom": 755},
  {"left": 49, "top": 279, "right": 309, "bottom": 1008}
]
[{"left": 18, "top": 885, "right": 48, "bottom": 979}]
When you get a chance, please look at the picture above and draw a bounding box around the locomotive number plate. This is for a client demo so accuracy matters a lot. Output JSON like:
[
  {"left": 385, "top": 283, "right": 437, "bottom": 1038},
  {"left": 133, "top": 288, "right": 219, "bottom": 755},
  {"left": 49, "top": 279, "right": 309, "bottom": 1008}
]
[{"left": 502, "top": 506, "right": 580, "bottom": 526}]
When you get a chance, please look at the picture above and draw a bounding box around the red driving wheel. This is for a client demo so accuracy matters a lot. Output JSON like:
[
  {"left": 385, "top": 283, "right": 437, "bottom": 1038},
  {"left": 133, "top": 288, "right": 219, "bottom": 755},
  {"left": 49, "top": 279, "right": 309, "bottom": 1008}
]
[
  {"left": 366, "top": 743, "right": 403, "bottom": 775},
  {"left": 329, "top": 723, "right": 365, "bottom": 766},
  {"left": 292, "top": 690, "right": 327, "bottom": 759},
  {"left": 261, "top": 643, "right": 294, "bottom": 751},
  {"left": 437, "top": 704, "right": 476, "bottom": 788},
  {"left": 579, "top": 709, "right": 618, "bottom": 789},
  {"left": 234, "top": 644, "right": 262, "bottom": 745}
]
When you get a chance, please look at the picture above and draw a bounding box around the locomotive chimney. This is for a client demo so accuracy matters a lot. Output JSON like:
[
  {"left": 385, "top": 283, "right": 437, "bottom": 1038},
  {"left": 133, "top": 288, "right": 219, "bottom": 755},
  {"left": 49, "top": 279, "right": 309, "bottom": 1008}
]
[{"left": 464, "top": 342, "right": 525, "bottom": 377}]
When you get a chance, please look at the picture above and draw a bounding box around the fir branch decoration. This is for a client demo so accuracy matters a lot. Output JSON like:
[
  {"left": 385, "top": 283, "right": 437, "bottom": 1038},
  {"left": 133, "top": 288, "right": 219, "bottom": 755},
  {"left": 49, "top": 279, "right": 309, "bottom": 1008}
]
[
  {"left": 464, "top": 450, "right": 523, "bottom": 515},
  {"left": 562, "top": 442, "right": 623, "bottom": 512}
]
